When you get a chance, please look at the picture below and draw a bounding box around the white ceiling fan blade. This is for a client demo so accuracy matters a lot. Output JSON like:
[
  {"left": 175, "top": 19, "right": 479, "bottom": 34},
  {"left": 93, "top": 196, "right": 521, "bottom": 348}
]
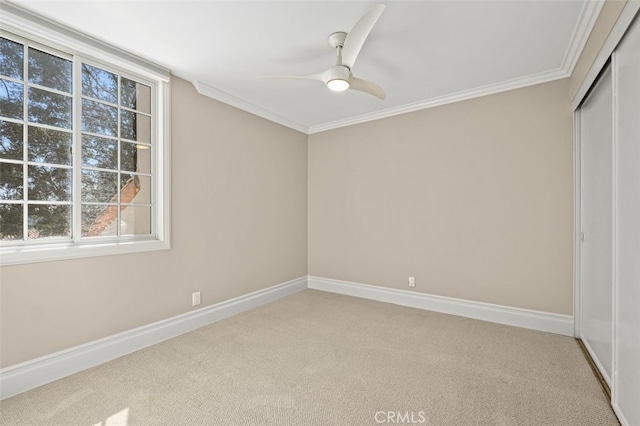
[
  {"left": 257, "top": 71, "right": 325, "bottom": 82},
  {"left": 350, "top": 77, "right": 386, "bottom": 100},
  {"left": 342, "top": 4, "right": 385, "bottom": 69}
]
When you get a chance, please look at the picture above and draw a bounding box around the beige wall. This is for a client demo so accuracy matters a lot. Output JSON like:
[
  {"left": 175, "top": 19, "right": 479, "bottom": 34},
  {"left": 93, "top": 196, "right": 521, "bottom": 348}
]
[
  {"left": 0, "top": 71, "right": 582, "bottom": 368},
  {"left": 0, "top": 76, "right": 308, "bottom": 368},
  {"left": 308, "top": 78, "right": 574, "bottom": 315},
  {"left": 570, "top": 0, "right": 627, "bottom": 100}
]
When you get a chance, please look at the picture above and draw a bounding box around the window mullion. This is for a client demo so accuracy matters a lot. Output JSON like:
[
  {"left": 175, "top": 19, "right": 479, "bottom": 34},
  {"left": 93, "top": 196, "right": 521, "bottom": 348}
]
[
  {"left": 117, "top": 74, "right": 121, "bottom": 237},
  {"left": 22, "top": 40, "right": 28, "bottom": 242},
  {"left": 72, "top": 57, "right": 82, "bottom": 242}
]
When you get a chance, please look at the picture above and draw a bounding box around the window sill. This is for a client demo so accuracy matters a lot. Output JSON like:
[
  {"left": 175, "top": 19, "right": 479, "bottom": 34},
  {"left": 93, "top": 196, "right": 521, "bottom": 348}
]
[{"left": 0, "top": 239, "right": 171, "bottom": 266}]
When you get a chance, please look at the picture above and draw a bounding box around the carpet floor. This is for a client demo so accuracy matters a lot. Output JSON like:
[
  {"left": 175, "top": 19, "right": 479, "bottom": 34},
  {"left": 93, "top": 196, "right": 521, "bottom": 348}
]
[{"left": 0, "top": 289, "right": 618, "bottom": 426}]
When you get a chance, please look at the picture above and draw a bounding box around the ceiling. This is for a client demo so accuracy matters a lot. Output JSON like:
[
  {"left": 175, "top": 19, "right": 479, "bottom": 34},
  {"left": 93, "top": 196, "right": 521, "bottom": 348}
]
[{"left": 12, "top": 0, "right": 601, "bottom": 134}]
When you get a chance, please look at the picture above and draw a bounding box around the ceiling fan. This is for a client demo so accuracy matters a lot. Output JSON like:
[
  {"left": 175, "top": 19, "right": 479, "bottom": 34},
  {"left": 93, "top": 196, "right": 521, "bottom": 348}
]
[{"left": 260, "top": 4, "right": 387, "bottom": 100}]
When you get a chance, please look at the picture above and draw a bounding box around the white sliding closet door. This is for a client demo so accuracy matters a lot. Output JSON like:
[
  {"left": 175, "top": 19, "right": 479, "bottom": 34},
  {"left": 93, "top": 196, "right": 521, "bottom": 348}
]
[
  {"left": 613, "top": 15, "right": 640, "bottom": 426},
  {"left": 579, "top": 65, "right": 613, "bottom": 385}
]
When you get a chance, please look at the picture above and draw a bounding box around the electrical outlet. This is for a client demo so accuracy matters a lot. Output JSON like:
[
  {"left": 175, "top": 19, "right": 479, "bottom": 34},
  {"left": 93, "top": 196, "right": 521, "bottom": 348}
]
[
  {"left": 408, "top": 277, "right": 416, "bottom": 287},
  {"left": 192, "top": 291, "right": 201, "bottom": 306}
]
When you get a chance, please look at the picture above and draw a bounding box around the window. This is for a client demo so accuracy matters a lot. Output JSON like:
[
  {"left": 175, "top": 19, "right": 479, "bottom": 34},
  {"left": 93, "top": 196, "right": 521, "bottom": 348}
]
[
  {"left": 0, "top": 9, "right": 170, "bottom": 266},
  {"left": 80, "top": 63, "right": 153, "bottom": 238}
]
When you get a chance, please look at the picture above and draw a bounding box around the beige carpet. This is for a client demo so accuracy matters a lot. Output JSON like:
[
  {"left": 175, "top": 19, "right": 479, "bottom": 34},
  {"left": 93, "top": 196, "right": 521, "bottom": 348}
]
[{"left": 0, "top": 289, "right": 618, "bottom": 426}]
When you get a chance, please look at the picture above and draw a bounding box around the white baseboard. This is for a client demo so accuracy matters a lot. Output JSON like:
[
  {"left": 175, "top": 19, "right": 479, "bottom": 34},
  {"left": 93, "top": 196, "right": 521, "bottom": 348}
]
[
  {"left": 0, "top": 276, "right": 307, "bottom": 400},
  {"left": 308, "top": 276, "right": 574, "bottom": 336},
  {"left": 1, "top": 274, "right": 575, "bottom": 400}
]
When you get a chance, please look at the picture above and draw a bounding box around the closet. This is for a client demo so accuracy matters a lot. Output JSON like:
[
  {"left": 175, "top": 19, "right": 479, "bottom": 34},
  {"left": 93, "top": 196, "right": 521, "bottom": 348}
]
[{"left": 577, "top": 11, "right": 640, "bottom": 426}]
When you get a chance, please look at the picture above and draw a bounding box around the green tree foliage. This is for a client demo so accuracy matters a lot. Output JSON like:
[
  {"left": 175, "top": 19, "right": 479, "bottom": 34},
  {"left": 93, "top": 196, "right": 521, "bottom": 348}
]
[{"left": 1, "top": 37, "right": 73, "bottom": 239}]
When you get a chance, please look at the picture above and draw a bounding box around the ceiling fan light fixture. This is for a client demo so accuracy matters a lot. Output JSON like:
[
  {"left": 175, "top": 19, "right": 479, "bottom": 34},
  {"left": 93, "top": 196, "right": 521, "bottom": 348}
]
[{"left": 327, "top": 78, "right": 350, "bottom": 92}]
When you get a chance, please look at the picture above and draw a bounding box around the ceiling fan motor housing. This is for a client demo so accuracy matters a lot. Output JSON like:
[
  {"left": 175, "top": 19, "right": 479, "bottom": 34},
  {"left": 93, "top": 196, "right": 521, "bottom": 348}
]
[{"left": 326, "top": 65, "right": 351, "bottom": 83}]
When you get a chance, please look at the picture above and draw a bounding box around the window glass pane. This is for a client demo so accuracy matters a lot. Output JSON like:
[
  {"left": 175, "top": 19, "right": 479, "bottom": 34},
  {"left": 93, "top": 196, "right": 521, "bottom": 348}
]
[
  {"left": 28, "top": 48, "right": 72, "bottom": 93},
  {"left": 81, "top": 169, "right": 117, "bottom": 203},
  {"left": 27, "top": 165, "right": 71, "bottom": 201},
  {"left": 120, "top": 110, "right": 150, "bottom": 142},
  {"left": 0, "top": 38, "right": 24, "bottom": 80},
  {"left": 0, "top": 162, "right": 23, "bottom": 200},
  {"left": 120, "top": 142, "right": 151, "bottom": 173},
  {"left": 120, "top": 205, "right": 150, "bottom": 235},
  {"left": 82, "top": 99, "right": 117, "bottom": 136},
  {"left": 0, "top": 120, "right": 23, "bottom": 160},
  {"left": 27, "top": 204, "right": 71, "bottom": 239},
  {"left": 82, "top": 135, "right": 117, "bottom": 169},
  {"left": 120, "top": 174, "right": 150, "bottom": 204},
  {"left": 28, "top": 87, "right": 71, "bottom": 129},
  {"left": 121, "top": 78, "right": 150, "bottom": 113},
  {"left": 82, "top": 64, "right": 117, "bottom": 103},
  {"left": 81, "top": 204, "right": 118, "bottom": 237},
  {"left": 0, "top": 203, "right": 23, "bottom": 240},
  {"left": 28, "top": 126, "right": 72, "bottom": 165},
  {"left": 0, "top": 79, "right": 23, "bottom": 119},
  {"left": 120, "top": 141, "right": 136, "bottom": 173}
]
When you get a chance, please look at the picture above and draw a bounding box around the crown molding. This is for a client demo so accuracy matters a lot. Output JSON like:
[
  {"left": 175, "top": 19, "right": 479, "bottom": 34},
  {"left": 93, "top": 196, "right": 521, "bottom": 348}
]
[
  {"left": 307, "top": 67, "right": 569, "bottom": 134},
  {"left": 192, "top": 80, "right": 309, "bottom": 134},
  {"left": 194, "top": 66, "right": 567, "bottom": 136},
  {"left": 561, "top": 0, "right": 606, "bottom": 75},
  {"left": 192, "top": 0, "right": 603, "bottom": 136},
  {"left": 572, "top": 0, "right": 640, "bottom": 110},
  {"left": 194, "top": 66, "right": 569, "bottom": 136}
]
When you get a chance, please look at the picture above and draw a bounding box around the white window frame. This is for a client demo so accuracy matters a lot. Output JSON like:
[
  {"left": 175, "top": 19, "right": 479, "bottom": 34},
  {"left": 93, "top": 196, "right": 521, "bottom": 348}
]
[{"left": 0, "top": 3, "right": 171, "bottom": 266}]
